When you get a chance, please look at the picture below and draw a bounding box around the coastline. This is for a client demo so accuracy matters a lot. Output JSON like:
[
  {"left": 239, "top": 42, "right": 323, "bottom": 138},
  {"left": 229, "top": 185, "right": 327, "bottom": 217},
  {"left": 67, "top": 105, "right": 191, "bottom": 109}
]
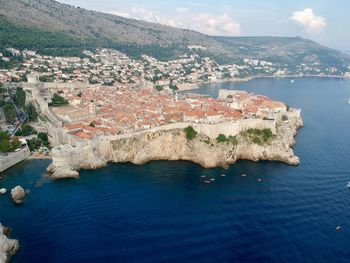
[
  {"left": 177, "top": 74, "right": 348, "bottom": 91},
  {"left": 47, "top": 109, "right": 303, "bottom": 179}
]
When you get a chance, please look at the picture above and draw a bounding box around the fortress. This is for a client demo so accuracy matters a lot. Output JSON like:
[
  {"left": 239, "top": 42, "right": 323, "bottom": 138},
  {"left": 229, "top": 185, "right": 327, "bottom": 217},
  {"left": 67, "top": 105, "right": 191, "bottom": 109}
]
[{"left": 22, "top": 79, "right": 303, "bottom": 179}]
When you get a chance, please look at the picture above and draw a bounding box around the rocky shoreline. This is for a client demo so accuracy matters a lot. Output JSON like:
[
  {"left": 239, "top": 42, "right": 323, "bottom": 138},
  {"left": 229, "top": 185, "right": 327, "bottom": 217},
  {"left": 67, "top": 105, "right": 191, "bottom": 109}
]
[
  {"left": 47, "top": 109, "right": 303, "bottom": 179},
  {"left": 0, "top": 224, "right": 19, "bottom": 263}
]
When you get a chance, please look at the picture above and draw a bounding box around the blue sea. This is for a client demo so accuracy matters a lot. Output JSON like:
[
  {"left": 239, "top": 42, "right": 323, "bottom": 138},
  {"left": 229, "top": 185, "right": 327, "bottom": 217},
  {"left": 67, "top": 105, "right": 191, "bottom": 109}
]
[{"left": 1, "top": 77, "right": 350, "bottom": 263}]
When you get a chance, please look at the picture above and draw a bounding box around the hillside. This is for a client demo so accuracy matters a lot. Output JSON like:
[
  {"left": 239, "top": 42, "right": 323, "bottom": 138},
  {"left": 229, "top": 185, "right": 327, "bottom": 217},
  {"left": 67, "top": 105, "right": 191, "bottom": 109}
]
[{"left": 0, "top": 0, "right": 349, "bottom": 68}]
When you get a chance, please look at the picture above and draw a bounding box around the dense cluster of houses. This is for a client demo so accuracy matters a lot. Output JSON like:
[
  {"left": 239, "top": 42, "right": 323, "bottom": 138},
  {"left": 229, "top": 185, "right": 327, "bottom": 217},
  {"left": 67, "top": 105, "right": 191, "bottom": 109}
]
[
  {"left": 1, "top": 47, "right": 349, "bottom": 88},
  {"left": 45, "top": 84, "right": 286, "bottom": 140}
]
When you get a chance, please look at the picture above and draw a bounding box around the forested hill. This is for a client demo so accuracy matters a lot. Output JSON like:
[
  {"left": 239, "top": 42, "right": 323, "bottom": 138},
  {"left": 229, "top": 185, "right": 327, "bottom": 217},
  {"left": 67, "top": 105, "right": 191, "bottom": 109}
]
[{"left": 0, "top": 0, "right": 349, "bottom": 68}]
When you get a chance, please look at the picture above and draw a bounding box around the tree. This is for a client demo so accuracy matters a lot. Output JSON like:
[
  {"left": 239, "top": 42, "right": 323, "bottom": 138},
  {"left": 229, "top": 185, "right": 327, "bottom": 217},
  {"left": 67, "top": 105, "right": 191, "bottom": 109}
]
[
  {"left": 0, "top": 131, "right": 9, "bottom": 140},
  {"left": 25, "top": 103, "right": 38, "bottom": 122},
  {"left": 262, "top": 129, "right": 273, "bottom": 141},
  {"left": 11, "top": 137, "right": 21, "bottom": 150},
  {"left": 155, "top": 85, "right": 164, "bottom": 92},
  {"left": 0, "top": 139, "right": 11, "bottom": 153},
  {"left": 2, "top": 102, "right": 16, "bottom": 123},
  {"left": 184, "top": 126, "right": 197, "bottom": 140},
  {"left": 15, "top": 124, "right": 37, "bottom": 136},
  {"left": 39, "top": 76, "right": 54, "bottom": 82},
  {"left": 49, "top": 94, "right": 68, "bottom": 107},
  {"left": 27, "top": 138, "right": 42, "bottom": 152},
  {"left": 15, "top": 87, "right": 26, "bottom": 108},
  {"left": 38, "top": 132, "right": 48, "bottom": 142}
]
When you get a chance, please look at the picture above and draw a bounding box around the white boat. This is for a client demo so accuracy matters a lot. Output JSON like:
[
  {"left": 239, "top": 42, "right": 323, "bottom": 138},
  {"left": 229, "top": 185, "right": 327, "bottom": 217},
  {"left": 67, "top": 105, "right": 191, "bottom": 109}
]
[
  {"left": 290, "top": 79, "right": 295, "bottom": 83},
  {"left": 348, "top": 99, "right": 350, "bottom": 104},
  {"left": 347, "top": 182, "right": 350, "bottom": 188}
]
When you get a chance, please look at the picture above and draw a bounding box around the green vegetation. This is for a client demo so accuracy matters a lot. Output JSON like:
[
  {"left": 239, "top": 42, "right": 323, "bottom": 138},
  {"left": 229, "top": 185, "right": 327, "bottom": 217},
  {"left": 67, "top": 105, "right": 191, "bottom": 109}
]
[
  {"left": 26, "top": 138, "right": 42, "bottom": 152},
  {"left": 203, "top": 139, "right": 211, "bottom": 145},
  {"left": 216, "top": 134, "right": 228, "bottom": 143},
  {"left": 282, "top": 115, "right": 288, "bottom": 121},
  {"left": 25, "top": 103, "right": 38, "bottom": 122},
  {"left": 184, "top": 126, "right": 197, "bottom": 140},
  {"left": 0, "top": 17, "right": 86, "bottom": 59},
  {"left": 14, "top": 87, "right": 26, "bottom": 108},
  {"left": 155, "top": 85, "right": 164, "bottom": 92},
  {"left": 39, "top": 75, "right": 54, "bottom": 82},
  {"left": 15, "top": 124, "right": 37, "bottom": 136},
  {"left": 49, "top": 93, "right": 68, "bottom": 107},
  {"left": 228, "top": 135, "right": 239, "bottom": 145},
  {"left": 253, "top": 137, "right": 262, "bottom": 145},
  {"left": 0, "top": 131, "right": 21, "bottom": 153},
  {"left": 2, "top": 102, "right": 16, "bottom": 123},
  {"left": 169, "top": 80, "right": 179, "bottom": 92},
  {"left": 38, "top": 132, "right": 48, "bottom": 142},
  {"left": 26, "top": 132, "right": 50, "bottom": 151},
  {"left": 216, "top": 134, "right": 239, "bottom": 145},
  {"left": 88, "top": 78, "right": 99, "bottom": 85},
  {"left": 242, "top": 128, "right": 275, "bottom": 145}
]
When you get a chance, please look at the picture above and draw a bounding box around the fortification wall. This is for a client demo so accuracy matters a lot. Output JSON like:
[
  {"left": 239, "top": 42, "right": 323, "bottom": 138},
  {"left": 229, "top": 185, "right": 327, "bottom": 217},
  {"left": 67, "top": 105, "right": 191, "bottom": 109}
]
[
  {"left": 99, "top": 119, "right": 276, "bottom": 143},
  {"left": 0, "top": 147, "right": 31, "bottom": 173}
]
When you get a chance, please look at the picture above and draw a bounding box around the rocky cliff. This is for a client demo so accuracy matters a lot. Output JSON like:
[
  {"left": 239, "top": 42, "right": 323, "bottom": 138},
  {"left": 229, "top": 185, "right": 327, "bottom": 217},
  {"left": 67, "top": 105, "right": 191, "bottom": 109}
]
[
  {"left": 0, "top": 224, "right": 19, "bottom": 263},
  {"left": 47, "top": 109, "right": 303, "bottom": 179}
]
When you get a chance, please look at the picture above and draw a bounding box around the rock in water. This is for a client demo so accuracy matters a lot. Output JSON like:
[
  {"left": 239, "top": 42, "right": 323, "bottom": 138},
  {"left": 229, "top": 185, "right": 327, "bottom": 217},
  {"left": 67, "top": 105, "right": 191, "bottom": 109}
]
[
  {"left": 46, "top": 163, "right": 57, "bottom": 173},
  {"left": 11, "top": 186, "right": 25, "bottom": 204},
  {"left": 0, "top": 189, "right": 6, "bottom": 195},
  {"left": 51, "top": 168, "right": 80, "bottom": 180},
  {"left": 0, "top": 224, "right": 19, "bottom": 263}
]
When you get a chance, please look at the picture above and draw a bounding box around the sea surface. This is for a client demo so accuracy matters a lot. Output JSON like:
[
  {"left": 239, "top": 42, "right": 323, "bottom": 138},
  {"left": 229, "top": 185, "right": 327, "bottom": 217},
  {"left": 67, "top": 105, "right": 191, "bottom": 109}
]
[{"left": 1, "top": 77, "right": 350, "bottom": 263}]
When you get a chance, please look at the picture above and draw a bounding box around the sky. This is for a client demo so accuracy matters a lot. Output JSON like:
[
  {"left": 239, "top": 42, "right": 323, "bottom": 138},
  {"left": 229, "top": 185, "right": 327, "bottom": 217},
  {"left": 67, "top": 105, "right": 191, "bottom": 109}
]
[{"left": 57, "top": 0, "right": 350, "bottom": 51}]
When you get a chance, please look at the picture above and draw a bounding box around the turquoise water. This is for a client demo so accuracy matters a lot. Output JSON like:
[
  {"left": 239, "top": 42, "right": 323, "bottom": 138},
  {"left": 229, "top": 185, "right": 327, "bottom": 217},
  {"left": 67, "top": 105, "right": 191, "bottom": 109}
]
[{"left": 1, "top": 77, "right": 350, "bottom": 262}]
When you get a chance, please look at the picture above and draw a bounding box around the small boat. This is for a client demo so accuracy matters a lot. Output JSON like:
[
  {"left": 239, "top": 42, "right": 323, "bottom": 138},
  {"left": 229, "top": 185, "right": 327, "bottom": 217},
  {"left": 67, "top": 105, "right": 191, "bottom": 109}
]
[
  {"left": 241, "top": 174, "right": 247, "bottom": 177},
  {"left": 210, "top": 178, "right": 215, "bottom": 182},
  {"left": 336, "top": 226, "right": 341, "bottom": 231},
  {"left": 290, "top": 79, "right": 295, "bottom": 83},
  {"left": 348, "top": 99, "right": 350, "bottom": 104},
  {"left": 201, "top": 175, "right": 206, "bottom": 178},
  {"left": 204, "top": 180, "right": 211, "bottom": 184},
  {"left": 347, "top": 182, "right": 350, "bottom": 188},
  {"left": 258, "top": 179, "right": 262, "bottom": 182},
  {"left": 221, "top": 174, "right": 226, "bottom": 177}
]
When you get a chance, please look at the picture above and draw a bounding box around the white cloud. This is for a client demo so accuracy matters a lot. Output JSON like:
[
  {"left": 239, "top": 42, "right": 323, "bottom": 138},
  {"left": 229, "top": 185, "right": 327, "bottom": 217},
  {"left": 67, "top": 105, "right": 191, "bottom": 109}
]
[
  {"left": 176, "top": 7, "right": 190, "bottom": 14},
  {"left": 111, "top": 7, "right": 182, "bottom": 28},
  {"left": 192, "top": 13, "right": 241, "bottom": 36},
  {"left": 291, "top": 8, "right": 326, "bottom": 33},
  {"left": 109, "top": 8, "right": 241, "bottom": 36}
]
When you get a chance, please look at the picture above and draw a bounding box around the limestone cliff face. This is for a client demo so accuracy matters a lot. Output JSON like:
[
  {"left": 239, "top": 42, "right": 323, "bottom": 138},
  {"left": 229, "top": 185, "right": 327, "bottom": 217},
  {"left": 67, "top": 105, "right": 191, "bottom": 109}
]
[
  {"left": 0, "top": 224, "right": 19, "bottom": 263},
  {"left": 48, "top": 110, "right": 303, "bottom": 179}
]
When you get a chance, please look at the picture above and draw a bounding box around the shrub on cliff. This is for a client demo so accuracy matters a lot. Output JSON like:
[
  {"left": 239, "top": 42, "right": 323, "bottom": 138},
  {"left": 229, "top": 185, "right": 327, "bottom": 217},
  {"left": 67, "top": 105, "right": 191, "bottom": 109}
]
[
  {"left": 216, "top": 134, "right": 228, "bottom": 143},
  {"left": 184, "top": 126, "right": 197, "bottom": 140},
  {"left": 253, "top": 137, "right": 262, "bottom": 145},
  {"left": 229, "top": 135, "right": 238, "bottom": 145}
]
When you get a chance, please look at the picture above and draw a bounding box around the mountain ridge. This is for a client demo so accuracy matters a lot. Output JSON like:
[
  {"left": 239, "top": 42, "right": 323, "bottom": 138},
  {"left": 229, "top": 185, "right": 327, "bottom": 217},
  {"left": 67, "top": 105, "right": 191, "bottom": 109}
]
[{"left": 0, "top": 0, "right": 349, "bottom": 68}]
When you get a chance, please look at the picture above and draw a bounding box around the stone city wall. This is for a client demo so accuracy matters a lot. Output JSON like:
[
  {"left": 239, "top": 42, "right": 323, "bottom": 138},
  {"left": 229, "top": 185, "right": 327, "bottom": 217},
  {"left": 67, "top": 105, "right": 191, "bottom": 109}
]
[{"left": 0, "top": 147, "right": 31, "bottom": 173}]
